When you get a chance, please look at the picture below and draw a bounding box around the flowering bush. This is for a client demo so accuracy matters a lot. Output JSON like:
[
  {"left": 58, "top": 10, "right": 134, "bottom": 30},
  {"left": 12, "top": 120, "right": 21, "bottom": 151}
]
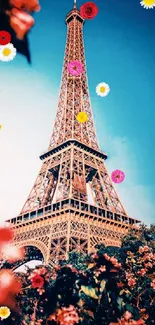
[{"left": 0, "top": 225, "right": 154, "bottom": 325}]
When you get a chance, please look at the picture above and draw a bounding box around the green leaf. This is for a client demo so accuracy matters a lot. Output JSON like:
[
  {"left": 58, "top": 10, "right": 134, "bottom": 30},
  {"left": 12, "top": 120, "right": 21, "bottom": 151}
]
[
  {"left": 126, "top": 304, "right": 136, "bottom": 314},
  {"left": 117, "top": 297, "right": 124, "bottom": 311}
]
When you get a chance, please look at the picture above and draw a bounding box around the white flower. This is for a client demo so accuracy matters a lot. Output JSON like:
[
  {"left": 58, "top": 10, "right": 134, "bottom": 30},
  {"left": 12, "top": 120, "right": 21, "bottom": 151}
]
[
  {"left": 96, "top": 82, "right": 110, "bottom": 97},
  {"left": 0, "top": 43, "right": 16, "bottom": 62},
  {"left": 140, "top": 0, "right": 155, "bottom": 9}
]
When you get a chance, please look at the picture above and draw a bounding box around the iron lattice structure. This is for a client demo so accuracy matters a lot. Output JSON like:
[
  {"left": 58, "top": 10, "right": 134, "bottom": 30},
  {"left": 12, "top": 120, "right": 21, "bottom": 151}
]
[{"left": 6, "top": 2, "right": 139, "bottom": 269}]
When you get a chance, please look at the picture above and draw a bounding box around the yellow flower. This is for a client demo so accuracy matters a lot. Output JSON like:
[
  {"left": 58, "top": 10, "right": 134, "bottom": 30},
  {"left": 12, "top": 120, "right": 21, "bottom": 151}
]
[
  {"left": 140, "top": 0, "right": 155, "bottom": 9},
  {"left": 0, "top": 306, "right": 11, "bottom": 319},
  {"left": 76, "top": 111, "right": 88, "bottom": 123},
  {"left": 0, "top": 125, "right": 2, "bottom": 130}
]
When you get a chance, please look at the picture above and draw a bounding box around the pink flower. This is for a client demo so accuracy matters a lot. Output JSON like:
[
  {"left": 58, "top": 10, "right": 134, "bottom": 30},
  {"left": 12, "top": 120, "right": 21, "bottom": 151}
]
[
  {"left": 126, "top": 272, "right": 133, "bottom": 280},
  {"left": 115, "top": 263, "right": 122, "bottom": 268},
  {"left": 104, "top": 253, "right": 110, "bottom": 260},
  {"left": 143, "top": 253, "right": 153, "bottom": 261},
  {"left": 137, "top": 268, "right": 146, "bottom": 276},
  {"left": 110, "top": 257, "right": 118, "bottom": 265},
  {"left": 92, "top": 253, "right": 99, "bottom": 259},
  {"left": 144, "top": 262, "right": 152, "bottom": 268},
  {"left": 143, "top": 246, "right": 149, "bottom": 252},
  {"left": 111, "top": 170, "right": 125, "bottom": 184},
  {"left": 124, "top": 311, "right": 132, "bottom": 320},
  {"left": 128, "top": 278, "right": 136, "bottom": 287},
  {"left": 99, "top": 265, "right": 106, "bottom": 272},
  {"left": 150, "top": 279, "right": 155, "bottom": 290},
  {"left": 138, "top": 246, "right": 144, "bottom": 254},
  {"left": 67, "top": 60, "right": 83, "bottom": 76}
]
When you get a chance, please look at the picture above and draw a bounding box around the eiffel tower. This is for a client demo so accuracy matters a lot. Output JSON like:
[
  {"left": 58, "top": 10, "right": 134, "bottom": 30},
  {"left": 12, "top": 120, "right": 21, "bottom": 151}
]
[{"left": 5, "top": 0, "right": 139, "bottom": 269}]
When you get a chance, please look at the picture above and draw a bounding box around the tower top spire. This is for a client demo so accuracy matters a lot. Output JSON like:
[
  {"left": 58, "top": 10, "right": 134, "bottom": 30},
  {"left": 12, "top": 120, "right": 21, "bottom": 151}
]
[{"left": 73, "top": 0, "right": 77, "bottom": 9}]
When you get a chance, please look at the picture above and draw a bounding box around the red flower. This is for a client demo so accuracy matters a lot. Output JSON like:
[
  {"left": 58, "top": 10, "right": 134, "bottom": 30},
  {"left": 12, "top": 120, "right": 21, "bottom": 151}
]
[
  {"left": 0, "top": 227, "right": 14, "bottom": 244},
  {"left": 31, "top": 275, "right": 44, "bottom": 288},
  {"left": 0, "top": 31, "right": 11, "bottom": 45},
  {"left": 117, "top": 282, "right": 124, "bottom": 288},
  {"left": 80, "top": 2, "right": 98, "bottom": 20}
]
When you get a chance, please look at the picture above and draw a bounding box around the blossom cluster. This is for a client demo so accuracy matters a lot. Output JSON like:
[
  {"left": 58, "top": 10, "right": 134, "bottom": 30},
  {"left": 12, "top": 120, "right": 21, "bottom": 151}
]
[{"left": 0, "top": 226, "right": 154, "bottom": 325}]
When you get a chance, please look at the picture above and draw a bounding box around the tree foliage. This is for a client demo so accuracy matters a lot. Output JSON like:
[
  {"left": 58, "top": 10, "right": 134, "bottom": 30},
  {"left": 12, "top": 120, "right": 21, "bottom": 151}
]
[{"left": 0, "top": 224, "right": 154, "bottom": 325}]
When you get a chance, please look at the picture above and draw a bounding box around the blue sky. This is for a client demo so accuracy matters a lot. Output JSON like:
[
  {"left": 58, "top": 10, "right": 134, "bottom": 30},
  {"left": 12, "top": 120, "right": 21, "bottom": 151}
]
[{"left": 0, "top": 0, "right": 155, "bottom": 226}]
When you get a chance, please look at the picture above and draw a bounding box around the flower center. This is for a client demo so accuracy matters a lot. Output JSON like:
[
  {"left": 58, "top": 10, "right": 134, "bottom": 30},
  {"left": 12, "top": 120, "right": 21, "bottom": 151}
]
[
  {"left": 3, "top": 48, "right": 11, "bottom": 56},
  {"left": 100, "top": 86, "right": 106, "bottom": 93},
  {"left": 144, "top": 0, "right": 155, "bottom": 4},
  {"left": 1, "top": 311, "right": 7, "bottom": 316},
  {"left": 85, "top": 6, "right": 92, "bottom": 14}
]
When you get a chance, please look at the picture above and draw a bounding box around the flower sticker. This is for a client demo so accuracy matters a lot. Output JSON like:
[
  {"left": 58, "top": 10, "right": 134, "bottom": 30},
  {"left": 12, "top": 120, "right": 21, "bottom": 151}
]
[
  {"left": 0, "top": 306, "right": 11, "bottom": 320},
  {"left": 68, "top": 60, "right": 83, "bottom": 76},
  {"left": 0, "top": 43, "right": 17, "bottom": 62},
  {"left": 140, "top": 0, "right": 155, "bottom": 9},
  {"left": 96, "top": 82, "right": 110, "bottom": 97},
  {"left": 80, "top": 2, "right": 98, "bottom": 19},
  {"left": 31, "top": 275, "right": 44, "bottom": 288},
  {"left": 111, "top": 170, "right": 125, "bottom": 184},
  {"left": 76, "top": 112, "right": 88, "bottom": 123},
  {"left": 0, "top": 31, "right": 11, "bottom": 45}
]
